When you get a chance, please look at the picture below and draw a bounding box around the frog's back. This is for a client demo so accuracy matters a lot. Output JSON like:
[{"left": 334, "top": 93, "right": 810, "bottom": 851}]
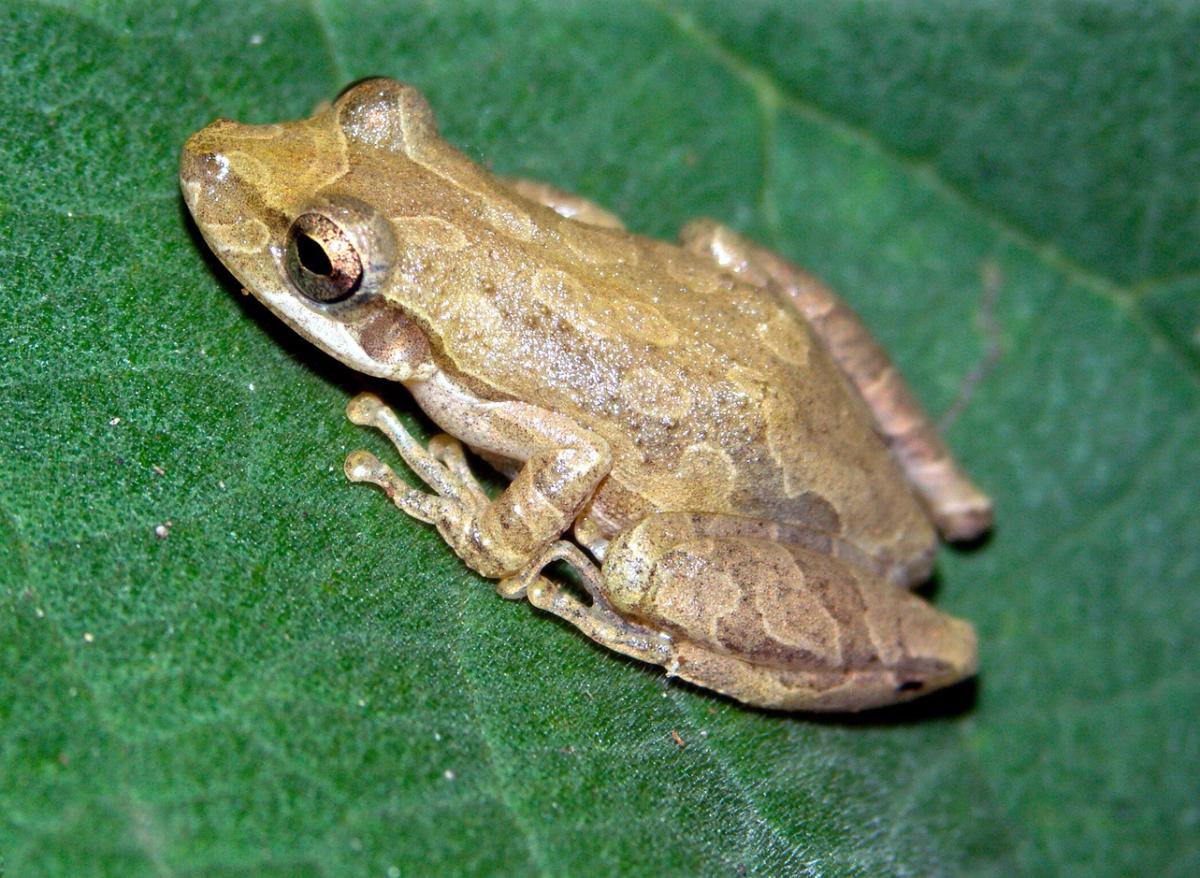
[{"left": 394, "top": 192, "right": 934, "bottom": 568}]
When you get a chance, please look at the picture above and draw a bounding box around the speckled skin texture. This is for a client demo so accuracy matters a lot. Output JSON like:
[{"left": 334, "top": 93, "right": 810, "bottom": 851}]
[{"left": 181, "top": 78, "right": 990, "bottom": 711}]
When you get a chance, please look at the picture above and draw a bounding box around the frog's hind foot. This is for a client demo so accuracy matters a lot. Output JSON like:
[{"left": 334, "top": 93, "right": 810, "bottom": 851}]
[{"left": 500, "top": 540, "right": 674, "bottom": 668}]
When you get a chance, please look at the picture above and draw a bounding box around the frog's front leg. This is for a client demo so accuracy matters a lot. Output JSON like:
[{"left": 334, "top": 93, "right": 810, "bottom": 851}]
[
  {"left": 344, "top": 386, "right": 610, "bottom": 580},
  {"left": 680, "top": 220, "right": 992, "bottom": 542}
]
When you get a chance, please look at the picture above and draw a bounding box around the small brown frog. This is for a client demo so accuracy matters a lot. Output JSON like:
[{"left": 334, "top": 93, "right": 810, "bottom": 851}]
[{"left": 181, "top": 79, "right": 991, "bottom": 710}]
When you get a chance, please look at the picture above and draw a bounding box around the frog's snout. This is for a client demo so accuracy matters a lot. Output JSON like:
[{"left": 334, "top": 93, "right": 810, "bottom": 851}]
[
  {"left": 179, "top": 145, "right": 221, "bottom": 193},
  {"left": 179, "top": 120, "right": 251, "bottom": 195},
  {"left": 180, "top": 132, "right": 227, "bottom": 183}
]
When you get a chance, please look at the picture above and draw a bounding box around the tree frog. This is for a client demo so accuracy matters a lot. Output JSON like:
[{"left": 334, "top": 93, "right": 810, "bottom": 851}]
[{"left": 181, "top": 78, "right": 992, "bottom": 711}]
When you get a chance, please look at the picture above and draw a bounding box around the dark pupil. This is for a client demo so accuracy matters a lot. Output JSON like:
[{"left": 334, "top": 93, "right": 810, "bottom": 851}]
[
  {"left": 286, "top": 213, "right": 364, "bottom": 304},
  {"left": 295, "top": 232, "right": 333, "bottom": 276}
]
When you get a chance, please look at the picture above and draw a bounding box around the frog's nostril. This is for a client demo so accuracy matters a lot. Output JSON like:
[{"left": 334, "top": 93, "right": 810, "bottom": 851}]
[{"left": 179, "top": 145, "right": 230, "bottom": 187}]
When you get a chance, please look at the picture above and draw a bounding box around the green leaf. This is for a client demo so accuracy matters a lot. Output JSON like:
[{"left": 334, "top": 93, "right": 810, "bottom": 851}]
[{"left": 2, "top": 1, "right": 1196, "bottom": 875}]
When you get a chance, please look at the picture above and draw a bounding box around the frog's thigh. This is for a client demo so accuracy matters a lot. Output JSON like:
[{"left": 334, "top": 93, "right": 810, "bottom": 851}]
[
  {"left": 601, "top": 512, "right": 978, "bottom": 711},
  {"left": 679, "top": 219, "right": 992, "bottom": 542},
  {"left": 501, "top": 177, "right": 626, "bottom": 230}
]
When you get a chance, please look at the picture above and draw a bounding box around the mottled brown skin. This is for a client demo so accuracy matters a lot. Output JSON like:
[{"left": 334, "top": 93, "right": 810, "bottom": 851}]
[{"left": 181, "top": 78, "right": 990, "bottom": 711}]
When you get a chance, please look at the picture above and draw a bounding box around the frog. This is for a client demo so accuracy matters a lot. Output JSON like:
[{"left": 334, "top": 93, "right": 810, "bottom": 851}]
[{"left": 180, "top": 78, "right": 992, "bottom": 711}]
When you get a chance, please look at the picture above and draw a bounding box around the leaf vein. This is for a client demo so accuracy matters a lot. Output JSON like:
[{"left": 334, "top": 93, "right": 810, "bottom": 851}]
[{"left": 646, "top": 0, "right": 1200, "bottom": 387}]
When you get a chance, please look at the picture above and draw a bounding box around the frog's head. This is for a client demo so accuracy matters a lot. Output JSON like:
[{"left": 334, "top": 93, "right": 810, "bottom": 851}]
[{"left": 179, "top": 78, "right": 444, "bottom": 381}]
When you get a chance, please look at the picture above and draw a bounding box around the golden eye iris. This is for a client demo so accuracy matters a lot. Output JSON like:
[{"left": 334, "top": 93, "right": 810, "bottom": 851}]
[{"left": 285, "top": 213, "right": 364, "bottom": 303}]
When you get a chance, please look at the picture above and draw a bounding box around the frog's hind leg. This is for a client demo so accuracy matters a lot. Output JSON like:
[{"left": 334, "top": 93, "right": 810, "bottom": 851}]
[
  {"left": 501, "top": 177, "right": 626, "bottom": 230},
  {"left": 600, "top": 512, "right": 978, "bottom": 711},
  {"left": 679, "top": 220, "right": 992, "bottom": 542}
]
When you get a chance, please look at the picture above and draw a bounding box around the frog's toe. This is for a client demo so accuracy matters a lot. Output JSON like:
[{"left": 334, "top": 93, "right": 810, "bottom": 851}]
[
  {"left": 344, "top": 391, "right": 478, "bottom": 504},
  {"left": 344, "top": 448, "right": 387, "bottom": 484},
  {"left": 344, "top": 448, "right": 449, "bottom": 525},
  {"left": 345, "top": 392, "right": 386, "bottom": 426},
  {"left": 428, "top": 434, "right": 488, "bottom": 505}
]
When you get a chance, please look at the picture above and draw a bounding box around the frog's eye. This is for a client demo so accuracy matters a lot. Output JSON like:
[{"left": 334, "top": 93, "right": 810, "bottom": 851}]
[{"left": 285, "top": 213, "right": 364, "bottom": 303}]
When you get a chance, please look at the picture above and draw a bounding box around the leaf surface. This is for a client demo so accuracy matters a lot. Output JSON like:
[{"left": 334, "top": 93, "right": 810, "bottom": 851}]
[{"left": 1, "top": 2, "right": 1196, "bottom": 875}]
